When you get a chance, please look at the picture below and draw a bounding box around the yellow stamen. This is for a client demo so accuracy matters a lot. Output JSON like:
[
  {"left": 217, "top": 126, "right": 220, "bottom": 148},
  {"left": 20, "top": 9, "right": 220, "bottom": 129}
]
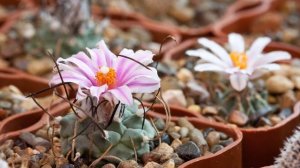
[
  {"left": 95, "top": 66, "right": 116, "bottom": 87},
  {"left": 230, "top": 52, "right": 248, "bottom": 69}
]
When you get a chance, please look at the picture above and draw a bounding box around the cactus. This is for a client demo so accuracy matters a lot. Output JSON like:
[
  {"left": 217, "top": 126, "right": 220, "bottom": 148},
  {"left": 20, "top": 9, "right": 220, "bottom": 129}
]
[
  {"left": 60, "top": 102, "right": 156, "bottom": 161},
  {"left": 274, "top": 126, "right": 300, "bottom": 168}
]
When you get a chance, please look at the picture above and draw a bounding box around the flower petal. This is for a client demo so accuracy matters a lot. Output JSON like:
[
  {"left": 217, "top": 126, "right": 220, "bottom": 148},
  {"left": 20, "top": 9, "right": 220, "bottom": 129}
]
[
  {"left": 198, "top": 38, "right": 232, "bottom": 66},
  {"left": 50, "top": 71, "right": 92, "bottom": 88},
  {"left": 256, "top": 63, "right": 281, "bottom": 71},
  {"left": 109, "top": 85, "right": 133, "bottom": 105},
  {"left": 230, "top": 72, "right": 249, "bottom": 91},
  {"left": 186, "top": 49, "right": 228, "bottom": 68},
  {"left": 229, "top": 33, "right": 245, "bottom": 53},
  {"left": 194, "top": 63, "right": 225, "bottom": 72},
  {"left": 97, "top": 40, "right": 117, "bottom": 67},
  {"left": 86, "top": 47, "right": 107, "bottom": 68},
  {"left": 247, "top": 37, "right": 271, "bottom": 65},
  {"left": 119, "top": 48, "right": 154, "bottom": 65},
  {"left": 254, "top": 51, "right": 291, "bottom": 67},
  {"left": 90, "top": 85, "right": 108, "bottom": 101}
]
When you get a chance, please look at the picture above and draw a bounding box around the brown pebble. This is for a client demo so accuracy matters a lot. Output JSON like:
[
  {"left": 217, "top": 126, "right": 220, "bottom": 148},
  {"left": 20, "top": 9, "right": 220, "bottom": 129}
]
[
  {"left": 102, "top": 163, "right": 116, "bottom": 168},
  {"left": 206, "top": 131, "right": 220, "bottom": 147},
  {"left": 228, "top": 110, "right": 249, "bottom": 126},
  {"left": 177, "top": 118, "right": 194, "bottom": 130},
  {"left": 202, "top": 106, "right": 218, "bottom": 115},
  {"left": 144, "top": 161, "right": 162, "bottom": 168},
  {"left": 171, "top": 139, "right": 182, "bottom": 150}
]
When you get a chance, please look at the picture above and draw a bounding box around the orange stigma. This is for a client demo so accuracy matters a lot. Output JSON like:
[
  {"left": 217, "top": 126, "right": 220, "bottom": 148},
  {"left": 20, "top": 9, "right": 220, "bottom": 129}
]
[
  {"left": 230, "top": 52, "right": 248, "bottom": 69},
  {"left": 95, "top": 66, "right": 116, "bottom": 87}
]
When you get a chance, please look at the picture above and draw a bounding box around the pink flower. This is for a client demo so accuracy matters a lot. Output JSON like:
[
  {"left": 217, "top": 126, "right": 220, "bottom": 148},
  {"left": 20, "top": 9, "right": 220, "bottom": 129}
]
[
  {"left": 186, "top": 33, "right": 291, "bottom": 91},
  {"left": 50, "top": 40, "right": 160, "bottom": 105}
]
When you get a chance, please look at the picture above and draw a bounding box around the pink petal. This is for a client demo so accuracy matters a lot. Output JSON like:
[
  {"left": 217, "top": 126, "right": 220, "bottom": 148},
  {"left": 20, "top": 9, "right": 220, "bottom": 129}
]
[
  {"left": 97, "top": 40, "right": 117, "bottom": 67},
  {"left": 229, "top": 33, "right": 245, "bottom": 53},
  {"left": 73, "top": 51, "right": 97, "bottom": 72},
  {"left": 109, "top": 85, "right": 133, "bottom": 105},
  {"left": 198, "top": 38, "right": 232, "bottom": 66},
  {"left": 50, "top": 72, "right": 92, "bottom": 88},
  {"left": 230, "top": 72, "right": 249, "bottom": 91},
  {"left": 86, "top": 47, "right": 107, "bottom": 68},
  {"left": 127, "top": 76, "right": 160, "bottom": 93},
  {"left": 119, "top": 49, "right": 154, "bottom": 65},
  {"left": 90, "top": 85, "right": 108, "bottom": 101}
]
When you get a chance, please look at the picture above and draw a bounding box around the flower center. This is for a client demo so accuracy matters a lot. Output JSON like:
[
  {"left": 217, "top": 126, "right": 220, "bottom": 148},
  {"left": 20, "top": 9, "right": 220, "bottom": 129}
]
[
  {"left": 95, "top": 66, "right": 116, "bottom": 87},
  {"left": 230, "top": 52, "right": 248, "bottom": 69}
]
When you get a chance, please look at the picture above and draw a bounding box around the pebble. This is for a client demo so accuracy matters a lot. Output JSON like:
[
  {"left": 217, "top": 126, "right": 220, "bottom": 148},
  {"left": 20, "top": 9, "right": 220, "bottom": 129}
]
[
  {"left": 219, "top": 132, "right": 229, "bottom": 140},
  {"left": 177, "top": 118, "right": 194, "bottom": 130},
  {"left": 161, "top": 159, "right": 175, "bottom": 168},
  {"left": 19, "top": 132, "right": 51, "bottom": 149},
  {"left": 210, "top": 144, "right": 224, "bottom": 154},
  {"left": 153, "top": 143, "right": 174, "bottom": 159},
  {"left": 27, "top": 58, "right": 54, "bottom": 76},
  {"left": 175, "top": 141, "right": 201, "bottom": 161},
  {"left": 170, "top": 153, "right": 184, "bottom": 167},
  {"left": 186, "top": 81, "right": 209, "bottom": 101},
  {"left": 187, "top": 105, "right": 201, "bottom": 113},
  {"left": 189, "top": 128, "right": 208, "bottom": 152},
  {"left": 102, "top": 163, "right": 116, "bottom": 168},
  {"left": 169, "top": 132, "right": 181, "bottom": 139},
  {"left": 161, "top": 77, "right": 182, "bottom": 91},
  {"left": 179, "top": 127, "right": 189, "bottom": 138},
  {"left": 269, "top": 115, "right": 282, "bottom": 126},
  {"left": 170, "top": 139, "right": 182, "bottom": 150},
  {"left": 118, "top": 160, "right": 140, "bottom": 168},
  {"left": 154, "top": 133, "right": 171, "bottom": 147},
  {"left": 292, "top": 76, "right": 300, "bottom": 89},
  {"left": 256, "top": 117, "right": 272, "bottom": 127},
  {"left": 176, "top": 68, "right": 194, "bottom": 83},
  {"left": 144, "top": 161, "right": 162, "bottom": 168},
  {"left": 228, "top": 110, "right": 249, "bottom": 126},
  {"left": 202, "top": 106, "right": 218, "bottom": 115},
  {"left": 219, "top": 138, "right": 234, "bottom": 147},
  {"left": 206, "top": 131, "right": 220, "bottom": 147},
  {"left": 154, "top": 118, "right": 165, "bottom": 131},
  {"left": 162, "top": 90, "right": 187, "bottom": 107},
  {"left": 202, "top": 128, "right": 215, "bottom": 138},
  {"left": 279, "top": 108, "right": 292, "bottom": 119},
  {"left": 279, "top": 90, "right": 296, "bottom": 108},
  {"left": 266, "top": 75, "right": 294, "bottom": 94},
  {"left": 142, "top": 152, "right": 161, "bottom": 164}
]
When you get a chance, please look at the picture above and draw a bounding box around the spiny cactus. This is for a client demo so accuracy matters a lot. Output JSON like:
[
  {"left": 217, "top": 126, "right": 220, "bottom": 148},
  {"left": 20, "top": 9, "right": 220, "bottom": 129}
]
[
  {"left": 60, "top": 102, "right": 156, "bottom": 161},
  {"left": 274, "top": 126, "right": 300, "bottom": 168}
]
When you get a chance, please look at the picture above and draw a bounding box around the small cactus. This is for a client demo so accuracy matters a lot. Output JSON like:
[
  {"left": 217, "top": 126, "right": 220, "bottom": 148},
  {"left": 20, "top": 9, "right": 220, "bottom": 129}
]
[
  {"left": 274, "top": 126, "right": 300, "bottom": 168},
  {"left": 60, "top": 102, "right": 156, "bottom": 161}
]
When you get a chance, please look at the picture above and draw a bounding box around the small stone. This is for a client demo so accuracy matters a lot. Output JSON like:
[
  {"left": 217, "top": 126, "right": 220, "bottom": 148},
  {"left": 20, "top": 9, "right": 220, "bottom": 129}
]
[
  {"left": 175, "top": 141, "right": 201, "bottom": 161},
  {"left": 176, "top": 68, "right": 194, "bottom": 83},
  {"left": 219, "top": 132, "right": 229, "bottom": 140},
  {"left": 279, "top": 90, "right": 296, "bottom": 108},
  {"left": 266, "top": 75, "right": 294, "bottom": 94},
  {"left": 161, "top": 76, "right": 182, "bottom": 91},
  {"left": 154, "top": 118, "right": 165, "bottom": 131},
  {"left": 41, "top": 164, "right": 52, "bottom": 168},
  {"left": 206, "top": 131, "right": 220, "bottom": 147},
  {"left": 154, "top": 133, "right": 171, "bottom": 147},
  {"left": 27, "top": 58, "right": 54, "bottom": 76},
  {"left": 118, "top": 160, "right": 139, "bottom": 168},
  {"left": 169, "top": 132, "right": 181, "bottom": 139},
  {"left": 170, "top": 153, "right": 184, "bottom": 167},
  {"left": 171, "top": 139, "right": 182, "bottom": 150},
  {"left": 162, "top": 90, "right": 187, "bottom": 107},
  {"left": 187, "top": 105, "right": 201, "bottom": 113},
  {"left": 162, "top": 159, "right": 175, "bottom": 168},
  {"left": 174, "top": 126, "right": 181, "bottom": 132},
  {"left": 219, "top": 138, "right": 234, "bottom": 147},
  {"left": 177, "top": 118, "right": 194, "bottom": 130},
  {"left": 189, "top": 128, "right": 208, "bottom": 152},
  {"left": 169, "top": 6, "right": 194, "bottom": 23},
  {"left": 202, "top": 128, "right": 215, "bottom": 138},
  {"left": 102, "top": 163, "right": 116, "bottom": 168},
  {"left": 292, "top": 76, "right": 300, "bottom": 89},
  {"left": 35, "top": 146, "right": 47, "bottom": 153},
  {"left": 269, "top": 115, "right": 282, "bottom": 126},
  {"left": 142, "top": 152, "right": 161, "bottom": 164},
  {"left": 228, "top": 110, "right": 249, "bottom": 126},
  {"left": 19, "top": 132, "right": 51, "bottom": 149},
  {"left": 61, "top": 164, "right": 75, "bottom": 168},
  {"left": 256, "top": 117, "right": 272, "bottom": 127},
  {"left": 202, "top": 106, "right": 218, "bottom": 115},
  {"left": 268, "top": 95, "right": 277, "bottom": 104},
  {"left": 210, "top": 144, "right": 224, "bottom": 153},
  {"left": 279, "top": 108, "right": 292, "bottom": 119},
  {"left": 153, "top": 143, "right": 174, "bottom": 159},
  {"left": 144, "top": 161, "right": 162, "bottom": 168},
  {"left": 186, "top": 81, "right": 209, "bottom": 101},
  {"left": 179, "top": 127, "right": 189, "bottom": 138}
]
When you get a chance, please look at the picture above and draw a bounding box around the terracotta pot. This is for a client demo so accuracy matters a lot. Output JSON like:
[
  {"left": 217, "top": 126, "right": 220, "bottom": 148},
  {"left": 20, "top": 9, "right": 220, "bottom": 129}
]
[
  {"left": 146, "top": 105, "right": 243, "bottom": 168},
  {"left": 0, "top": 68, "right": 71, "bottom": 143},
  {"left": 213, "top": 0, "right": 269, "bottom": 37},
  {"left": 162, "top": 38, "right": 300, "bottom": 167}
]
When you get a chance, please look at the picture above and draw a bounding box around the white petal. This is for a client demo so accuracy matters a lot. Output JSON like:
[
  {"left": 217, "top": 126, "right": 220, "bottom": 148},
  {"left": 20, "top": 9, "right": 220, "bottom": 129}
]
[
  {"left": 186, "top": 49, "right": 228, "bottom": 68},
  {"left": 194, "top": 63, "right": 225, "bottom": 72},
  {"left": 229, "top": 33, "right": 245, "bottom": 53},
  {"left": 247, "top": 37, "right": 271, "bottom": 64},
  {"left": 198, "top": 38, "right": 232, "bottom": 66},
  {"left": 90, "top": 85, "right": 108, "bottom": 102},
  {"left": 256, "top": 63, "right": 281, "bottom": 71},
  {"left": 254, "top": 51, "right": 291, "bottom": 67},
  {"left": 230, "top": 73, "right": 249, "bottom": 91}
]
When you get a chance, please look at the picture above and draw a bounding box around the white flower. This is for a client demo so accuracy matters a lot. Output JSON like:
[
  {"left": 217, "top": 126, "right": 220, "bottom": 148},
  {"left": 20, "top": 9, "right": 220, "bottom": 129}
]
[{"left": 186, "top": 33, "right": 291, "bottom": 91}]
